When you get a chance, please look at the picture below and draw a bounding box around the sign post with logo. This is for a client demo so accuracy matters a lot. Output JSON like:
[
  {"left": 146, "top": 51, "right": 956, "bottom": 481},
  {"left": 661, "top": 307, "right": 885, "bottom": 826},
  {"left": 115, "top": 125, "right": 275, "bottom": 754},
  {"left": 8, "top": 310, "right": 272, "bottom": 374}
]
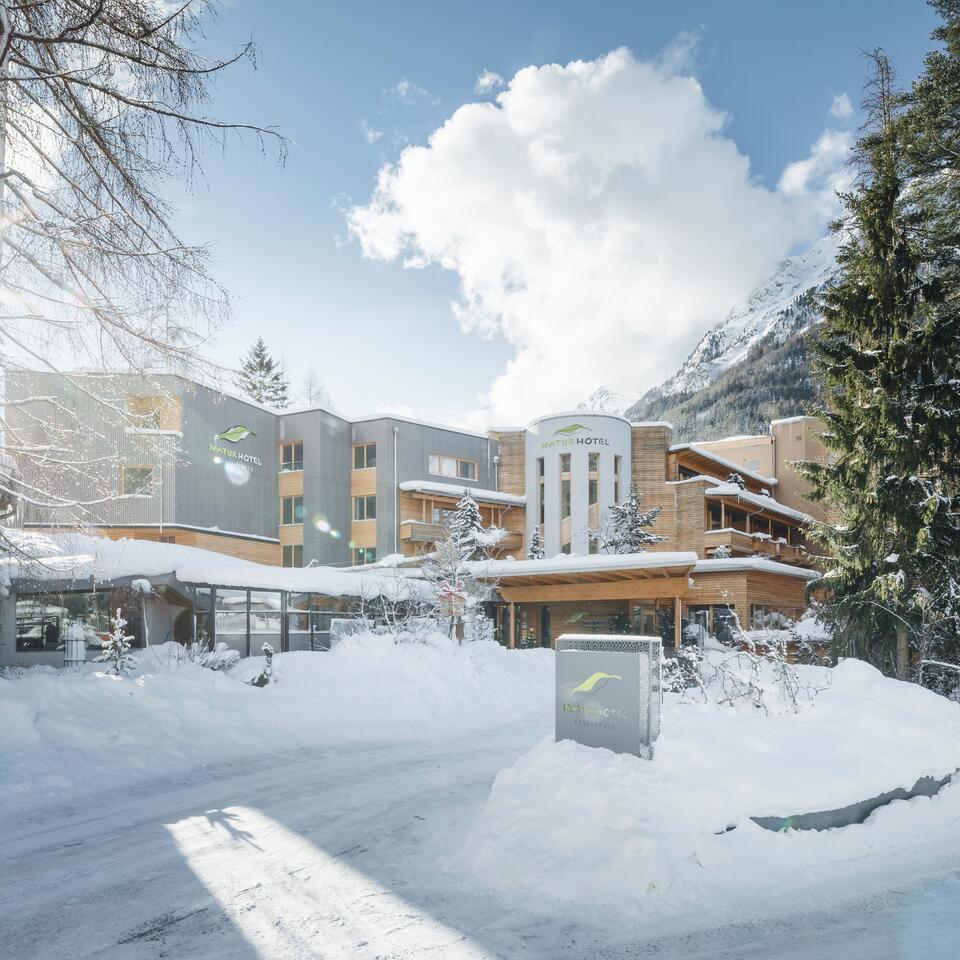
[{"left": 555, "top": 634, "right": 662, "bottom": 760}]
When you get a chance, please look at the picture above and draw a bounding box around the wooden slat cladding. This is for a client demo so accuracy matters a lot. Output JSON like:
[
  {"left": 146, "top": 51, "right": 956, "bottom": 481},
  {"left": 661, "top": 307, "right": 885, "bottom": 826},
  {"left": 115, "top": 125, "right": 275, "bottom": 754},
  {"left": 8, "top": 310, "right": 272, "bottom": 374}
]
[
  {"left": 126, "top": 393, "right": 182, "bottom": 432},
  {"left": 630, "top": 424, "right": 675, "bottom": 551},
  {"left": 278, "top": 524, "right": 304, "bottom": 547},
  {"left": 278, "top": 471, "right": 304, "bottom": 498},
  {"left": 350, "top": 520, "right": 377, "bottom": 549},
  {"left": 350, "top": 467, "right": 377, "bottom": 497},
  {"left": 90, "top": 525, "right": 281, "bottom": 565},
  {"left": 489, "top": 430, "right": 525, "bottom": 495}
]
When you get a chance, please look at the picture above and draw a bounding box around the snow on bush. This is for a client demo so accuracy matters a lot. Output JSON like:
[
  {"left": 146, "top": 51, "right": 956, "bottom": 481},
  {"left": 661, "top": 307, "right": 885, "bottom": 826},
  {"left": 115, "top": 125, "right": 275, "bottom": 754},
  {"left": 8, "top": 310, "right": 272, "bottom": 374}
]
[
  {"left": 458, "top": 659, "right": 960, "bottom": 930},
  {"left": 0, "top": 632, "right": 553, "bottom": 816}
]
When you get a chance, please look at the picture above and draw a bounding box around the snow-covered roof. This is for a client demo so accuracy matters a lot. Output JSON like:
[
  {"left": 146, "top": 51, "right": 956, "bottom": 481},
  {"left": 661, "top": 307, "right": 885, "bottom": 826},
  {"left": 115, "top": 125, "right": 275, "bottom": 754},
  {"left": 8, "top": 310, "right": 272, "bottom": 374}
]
[
  {"left": 628, "top": 420, "right": 675, "bottom": 429},
  {"left": 704, "top": 484, "right": 812, "bottom": 524},
  {"left": 770, "top": 415, "right": 818, "bottom": 428},
  {"left": 669, "top": 443, "right": 778, "bottom": 486},
  {"left": 0, "top": 532, "right": 431, "bottom": 601},
  {"left": 472, "top": 551, "right": 699, "bottom": 579},
  {"left": 692, "top": 557, "right": 819, "bottom": 580},
  {"left": 398, "top": 479, "right": 525, "bottom": 506}
]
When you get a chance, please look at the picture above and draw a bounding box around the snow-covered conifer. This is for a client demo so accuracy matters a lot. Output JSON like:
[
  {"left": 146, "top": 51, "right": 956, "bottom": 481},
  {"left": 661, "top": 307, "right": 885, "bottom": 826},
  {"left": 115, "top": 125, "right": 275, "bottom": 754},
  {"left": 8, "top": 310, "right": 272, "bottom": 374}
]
[
  {"left": 602, "top": 482, "right": 666, "bottom": 554},
  {"left": 237, "top": 337, "right": 289, "bottom": 408},
  {"left": 726, "top": 472, "right": 746, "bottom": 490},
  {"left": 528, "top": 527, "right": 545, "bottom": 560},
  {"left": 95, "top": 608, "right": 137, "bottom": 675},
  {"left": 448, "top": 490, "right": 484, "bottom": 560}
]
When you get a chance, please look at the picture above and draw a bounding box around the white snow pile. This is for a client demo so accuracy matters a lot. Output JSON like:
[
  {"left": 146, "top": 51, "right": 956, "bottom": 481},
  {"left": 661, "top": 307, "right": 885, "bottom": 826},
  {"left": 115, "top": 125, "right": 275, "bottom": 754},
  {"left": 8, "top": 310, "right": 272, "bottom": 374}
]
[
  {"left": 458, "top": 657, "right": 960, "bottom": 931},
  {"left": 0, "top": 633, "right": 552, "bottom": 816}
]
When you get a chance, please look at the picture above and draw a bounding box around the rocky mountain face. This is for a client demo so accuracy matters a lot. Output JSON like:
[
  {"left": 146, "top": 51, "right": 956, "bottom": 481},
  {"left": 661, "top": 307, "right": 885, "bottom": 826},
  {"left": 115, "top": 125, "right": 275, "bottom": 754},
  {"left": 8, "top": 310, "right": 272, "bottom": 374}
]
[{"left": 589, "top": 234, "right": 839, "bottom": 441}]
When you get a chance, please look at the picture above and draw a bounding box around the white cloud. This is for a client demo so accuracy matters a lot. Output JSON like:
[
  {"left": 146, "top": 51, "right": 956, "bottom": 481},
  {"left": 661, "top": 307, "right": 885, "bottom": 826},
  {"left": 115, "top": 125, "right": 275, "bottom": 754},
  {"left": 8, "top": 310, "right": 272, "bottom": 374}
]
[
  {"left": 360, "top": 121, "right": 383, "bottom": 144},
  {"left": 475, "top": 69, "right": 505, "bottom": 95},
  {"left": 388, "top": 78, "right": 429, "bottom": 105},
  {"left": 779, "top": 129, "right": 853, "bottom": 223},
  {"left": 349, "top": 47, "right": 850, "bottom": 426},
  {"left": 830, "top": 92, "right": 853, "bottom": 120}
]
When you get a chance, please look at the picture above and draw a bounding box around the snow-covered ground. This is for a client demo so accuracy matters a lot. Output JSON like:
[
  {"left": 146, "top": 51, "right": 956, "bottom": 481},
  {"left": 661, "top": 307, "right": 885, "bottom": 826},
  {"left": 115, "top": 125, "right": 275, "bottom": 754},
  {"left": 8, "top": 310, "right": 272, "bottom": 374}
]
[
  {"left": 2, "top": 640, "right": 959, "bottom": 958},
  {"left": 0, "top": 635, "right": 553, "bottom": 816}
]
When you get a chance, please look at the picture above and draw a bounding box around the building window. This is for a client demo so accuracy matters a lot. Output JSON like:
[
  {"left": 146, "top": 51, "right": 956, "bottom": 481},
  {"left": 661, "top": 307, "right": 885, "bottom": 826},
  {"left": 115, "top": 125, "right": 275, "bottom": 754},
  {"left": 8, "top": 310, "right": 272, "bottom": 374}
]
[
  {"left": 428, "top": 454, "right": 477, "bottom": 481},
  {"left": 772, "top": 520, "right": 790, "bottom": 541},
  {"left": 728, "top": 508, "right": 747, "bottom": 532},
  {"left": 353, "top": 547, "right": 376, "bottom": 565},
  {"left": 678, "top": 465, "right": 699, "bottom": 481},
  {"left": 537, "top": 457, "right": 545, "bottom": 524},
  {"left": 560, "top": 453, "right": 571, "bottom": 474},
  {"left": 353, "top": 494, "right": 376, "bottom": 520},
  {"left": 614, "top": 455, "right": 622, "bottom": 501},
  {"left": 353, "top": 443, "right": 376, "bottom": 469},
  {"left": 561, "top": 477, "right": 571, "bottom": 520},
  {"left": 282, "top": 544, "right": 304, "bottom": 567},
  {"left": 431, "top": 506, "right": 458, "bottom": 526},
  {"left": 708, "top": 503, "right": 723, "bottom": 530},
  {"left": 121, "top": 465, "right": 154, "bottom": 495},
  {"left": 281, "top": 441, "right": 303, "bottom": 472},
  {"left": 744, "top": 458, "right": 761, "bottom": 472},
  {"left": 282, "top": 495, "right": 304, "bottom": 525},
  {"left": 588, "top": 452, "right": 600, "bottom": 506}
]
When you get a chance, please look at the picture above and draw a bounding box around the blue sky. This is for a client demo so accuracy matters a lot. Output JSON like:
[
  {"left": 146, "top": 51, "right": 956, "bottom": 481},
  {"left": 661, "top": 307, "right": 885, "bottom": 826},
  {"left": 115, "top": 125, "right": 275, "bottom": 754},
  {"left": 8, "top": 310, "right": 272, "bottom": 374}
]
[{"left": 178, "top": 0, "right": 939, "bottom": 426}]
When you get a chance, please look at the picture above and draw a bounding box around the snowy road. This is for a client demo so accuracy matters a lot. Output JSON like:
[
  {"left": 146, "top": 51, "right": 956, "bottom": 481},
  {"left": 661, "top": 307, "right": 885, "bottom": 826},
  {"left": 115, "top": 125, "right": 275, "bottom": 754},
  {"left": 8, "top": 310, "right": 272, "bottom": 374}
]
[{"left": 1, "top": 716, "right": 958, "bottom": 960}]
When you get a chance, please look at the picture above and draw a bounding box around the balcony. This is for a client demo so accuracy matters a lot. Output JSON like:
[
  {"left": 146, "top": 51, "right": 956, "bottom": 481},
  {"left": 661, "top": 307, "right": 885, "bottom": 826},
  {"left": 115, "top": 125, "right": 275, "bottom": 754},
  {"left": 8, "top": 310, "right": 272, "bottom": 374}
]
[
  {"left": 704, "top": 528, "right": 806, "bottom": 564},
  {"left": 400, "top": 520, "right": 522, "bottom": 551}
]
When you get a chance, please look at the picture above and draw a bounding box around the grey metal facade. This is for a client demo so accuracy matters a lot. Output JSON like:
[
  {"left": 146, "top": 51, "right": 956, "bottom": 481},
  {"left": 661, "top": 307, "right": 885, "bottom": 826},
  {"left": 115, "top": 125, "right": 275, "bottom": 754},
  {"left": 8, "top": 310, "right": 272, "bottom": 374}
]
[{"left": 5, "top": 372, "right": 498, "bottom": 567}]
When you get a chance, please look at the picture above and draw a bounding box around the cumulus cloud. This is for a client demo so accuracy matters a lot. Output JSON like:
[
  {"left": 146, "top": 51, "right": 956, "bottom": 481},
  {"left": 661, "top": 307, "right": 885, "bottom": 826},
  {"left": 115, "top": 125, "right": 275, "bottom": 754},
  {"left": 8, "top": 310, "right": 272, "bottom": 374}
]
[
  {"left": 830, "top": 92, "right": 853, "bottom": 119},
  {"left": 349, "top": 47, "right": 850, "bottom": 426},
  {"left": 475, "top": 69, "right": 505, "bottom": 95}
]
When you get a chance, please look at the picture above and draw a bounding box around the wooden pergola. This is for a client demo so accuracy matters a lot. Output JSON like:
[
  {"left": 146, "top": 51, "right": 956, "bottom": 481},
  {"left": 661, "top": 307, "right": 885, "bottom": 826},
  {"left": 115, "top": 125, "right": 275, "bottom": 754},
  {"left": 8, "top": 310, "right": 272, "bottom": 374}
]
[{"left": 478, "top": 556, "right": 698, "bottom": 649}]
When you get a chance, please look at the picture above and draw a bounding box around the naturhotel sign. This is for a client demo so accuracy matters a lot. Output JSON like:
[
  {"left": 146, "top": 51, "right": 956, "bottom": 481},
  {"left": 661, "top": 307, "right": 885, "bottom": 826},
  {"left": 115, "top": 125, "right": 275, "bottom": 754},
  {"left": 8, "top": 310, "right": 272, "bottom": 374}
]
[
  {"left": 556, "top": 635, "right": 662, "bottom": 760},
  {"left": 209, "top": 425, "right": 264, "bottom": 467},
  {"left": 540, "top": 422, "right": 612, "bottom": 449}
]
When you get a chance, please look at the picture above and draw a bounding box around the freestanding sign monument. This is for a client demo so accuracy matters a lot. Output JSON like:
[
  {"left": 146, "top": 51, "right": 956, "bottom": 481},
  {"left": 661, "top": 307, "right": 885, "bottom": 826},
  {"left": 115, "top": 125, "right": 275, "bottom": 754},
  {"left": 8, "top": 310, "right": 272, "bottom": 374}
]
[{"left": 555, "top": 634, "right": 662, "bottom": 759}]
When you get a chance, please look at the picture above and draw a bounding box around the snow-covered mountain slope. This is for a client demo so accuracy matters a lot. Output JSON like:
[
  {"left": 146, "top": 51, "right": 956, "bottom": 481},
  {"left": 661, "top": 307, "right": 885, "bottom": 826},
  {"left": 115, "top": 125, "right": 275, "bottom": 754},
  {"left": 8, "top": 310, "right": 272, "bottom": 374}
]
[
  {"left": 577, "top": 386, "right": 640, "bottom": 415},
  {"left": 617, "top": 233, "right": 840, "bottom": 438},
  {"left": 655, "top": 232, "right": 839, "bottom": 399}
]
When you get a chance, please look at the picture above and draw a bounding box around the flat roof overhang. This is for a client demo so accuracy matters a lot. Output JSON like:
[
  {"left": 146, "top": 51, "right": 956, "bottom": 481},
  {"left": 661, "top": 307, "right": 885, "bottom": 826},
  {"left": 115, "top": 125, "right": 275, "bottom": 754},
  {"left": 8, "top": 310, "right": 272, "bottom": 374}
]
[{"left": 476, "top": 554, "right": 698, "bottom": 603}]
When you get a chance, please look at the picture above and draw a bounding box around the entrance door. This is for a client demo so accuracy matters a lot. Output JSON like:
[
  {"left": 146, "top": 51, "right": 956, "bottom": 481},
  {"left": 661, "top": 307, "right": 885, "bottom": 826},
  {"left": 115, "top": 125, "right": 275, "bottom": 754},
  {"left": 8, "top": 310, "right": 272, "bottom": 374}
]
[{"left": 539, "top": 606, "right": 551, "bottom": 648}]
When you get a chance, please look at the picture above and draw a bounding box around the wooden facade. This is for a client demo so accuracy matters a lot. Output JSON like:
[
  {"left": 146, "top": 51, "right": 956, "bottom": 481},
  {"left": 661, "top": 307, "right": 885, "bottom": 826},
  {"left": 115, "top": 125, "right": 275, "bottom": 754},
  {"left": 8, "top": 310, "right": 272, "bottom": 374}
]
[{"left": 87, "top": 525, "right": 281, "bottom": 565}]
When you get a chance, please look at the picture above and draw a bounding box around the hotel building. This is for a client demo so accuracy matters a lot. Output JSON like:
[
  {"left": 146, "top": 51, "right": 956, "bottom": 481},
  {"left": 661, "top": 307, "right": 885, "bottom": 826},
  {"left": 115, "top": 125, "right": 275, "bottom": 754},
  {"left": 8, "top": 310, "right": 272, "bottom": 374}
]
[{"left": 3, "top": 371, "right": 828, "bottom": 655}]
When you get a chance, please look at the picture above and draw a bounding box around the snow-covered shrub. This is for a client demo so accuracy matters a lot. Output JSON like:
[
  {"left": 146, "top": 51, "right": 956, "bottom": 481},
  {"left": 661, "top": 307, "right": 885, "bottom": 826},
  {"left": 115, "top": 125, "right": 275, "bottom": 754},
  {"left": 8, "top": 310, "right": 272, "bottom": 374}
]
[
  {"left": 247, "top": 642, "right": 274, "bottom": 687},
  {"left": 197, "top": 641, "right": 241, "bottom": 672},
  {"left": 95, "top": 608, "right": 137, "bottom": 676},
  {"left": 662, "top": 645, "right": 707, "bottom": 696}
]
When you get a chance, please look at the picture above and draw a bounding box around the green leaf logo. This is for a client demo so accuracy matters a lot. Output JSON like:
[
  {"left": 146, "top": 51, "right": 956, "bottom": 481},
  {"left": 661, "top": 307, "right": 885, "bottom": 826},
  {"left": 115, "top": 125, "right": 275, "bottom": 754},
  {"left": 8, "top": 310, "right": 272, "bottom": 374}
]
[
  {"left": 216, "top": 425, "right": 257, "bottom": 443},
  {"left": 554, "top": 423, "right": 592, "bottom": 436},
  {"left": 570, "top": 672, "right": 622, "bottom": 695}
]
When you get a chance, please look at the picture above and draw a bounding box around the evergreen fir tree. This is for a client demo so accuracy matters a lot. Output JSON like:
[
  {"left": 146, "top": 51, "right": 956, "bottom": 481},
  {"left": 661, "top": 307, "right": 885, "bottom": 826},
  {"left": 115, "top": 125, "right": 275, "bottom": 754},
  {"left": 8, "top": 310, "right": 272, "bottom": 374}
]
[
  {"left": 527, "top": 527, "right": 545, "bottom": 560},
  {"left": 602, "top": 482, "right": 666, "bottom": 554},
  {"left": 95, "top": 608, "right": 137, "bottom": 675},
  {"left": 803, "top": 43, "right": 960, "bottom": 679},
  {"left": 237, "top": 337, "right": 289, "bottom": 408},
  {"left": 448, "top": 490, "right": 485, "bottom": 560}
]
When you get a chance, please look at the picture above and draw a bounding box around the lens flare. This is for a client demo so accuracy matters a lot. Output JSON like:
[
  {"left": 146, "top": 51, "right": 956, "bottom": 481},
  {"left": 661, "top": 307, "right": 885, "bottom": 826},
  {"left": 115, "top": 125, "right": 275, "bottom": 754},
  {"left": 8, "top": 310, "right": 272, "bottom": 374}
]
[{"left": 223, "top": 461, "right": 250, "bottom": 486}]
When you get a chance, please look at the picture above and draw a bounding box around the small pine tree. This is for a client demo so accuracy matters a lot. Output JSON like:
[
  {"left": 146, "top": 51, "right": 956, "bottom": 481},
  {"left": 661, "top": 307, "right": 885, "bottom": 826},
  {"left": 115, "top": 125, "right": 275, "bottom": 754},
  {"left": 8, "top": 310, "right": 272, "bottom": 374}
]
[
  {"left": 528, "top": 527, "right": 545, "bottom": 560},
  {"left": 725, "top": 472, "right": 746, "bottom": 490},
  {"left": 603, "top": 482, "right": 666, "bottom": 554},
  {"left": 448, "top": 490, "right": 485, "bottom": 560},
  {"left": 95, "top": 608, "right": 137, "bottom": 675},
  {"left": 237, "top": 337, "right": 289, "bottom": 408}
]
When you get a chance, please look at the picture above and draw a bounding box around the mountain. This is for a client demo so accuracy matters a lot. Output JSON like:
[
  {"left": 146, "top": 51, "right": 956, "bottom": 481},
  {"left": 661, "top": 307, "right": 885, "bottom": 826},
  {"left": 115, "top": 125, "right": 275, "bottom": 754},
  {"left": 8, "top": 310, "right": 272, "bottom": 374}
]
[
  {"left": 619, "top": 234, "right": 840, "bottom": 441},
  {"left": 577, "top": 386, "right": 640, "bottom": 415}
]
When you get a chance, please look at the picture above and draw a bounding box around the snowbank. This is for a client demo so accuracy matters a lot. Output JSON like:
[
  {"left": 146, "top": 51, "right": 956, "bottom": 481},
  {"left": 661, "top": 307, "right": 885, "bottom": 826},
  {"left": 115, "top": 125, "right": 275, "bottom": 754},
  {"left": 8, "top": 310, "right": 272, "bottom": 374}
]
[
  {"left": 459, "top": 658, "right": 960, "bottom": 929},
  {"left": 0, "top": 634, "right": 552, "bottom": 816},
  {"left": 0, "top": 530, "right": 430, "bottom": 600}
]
